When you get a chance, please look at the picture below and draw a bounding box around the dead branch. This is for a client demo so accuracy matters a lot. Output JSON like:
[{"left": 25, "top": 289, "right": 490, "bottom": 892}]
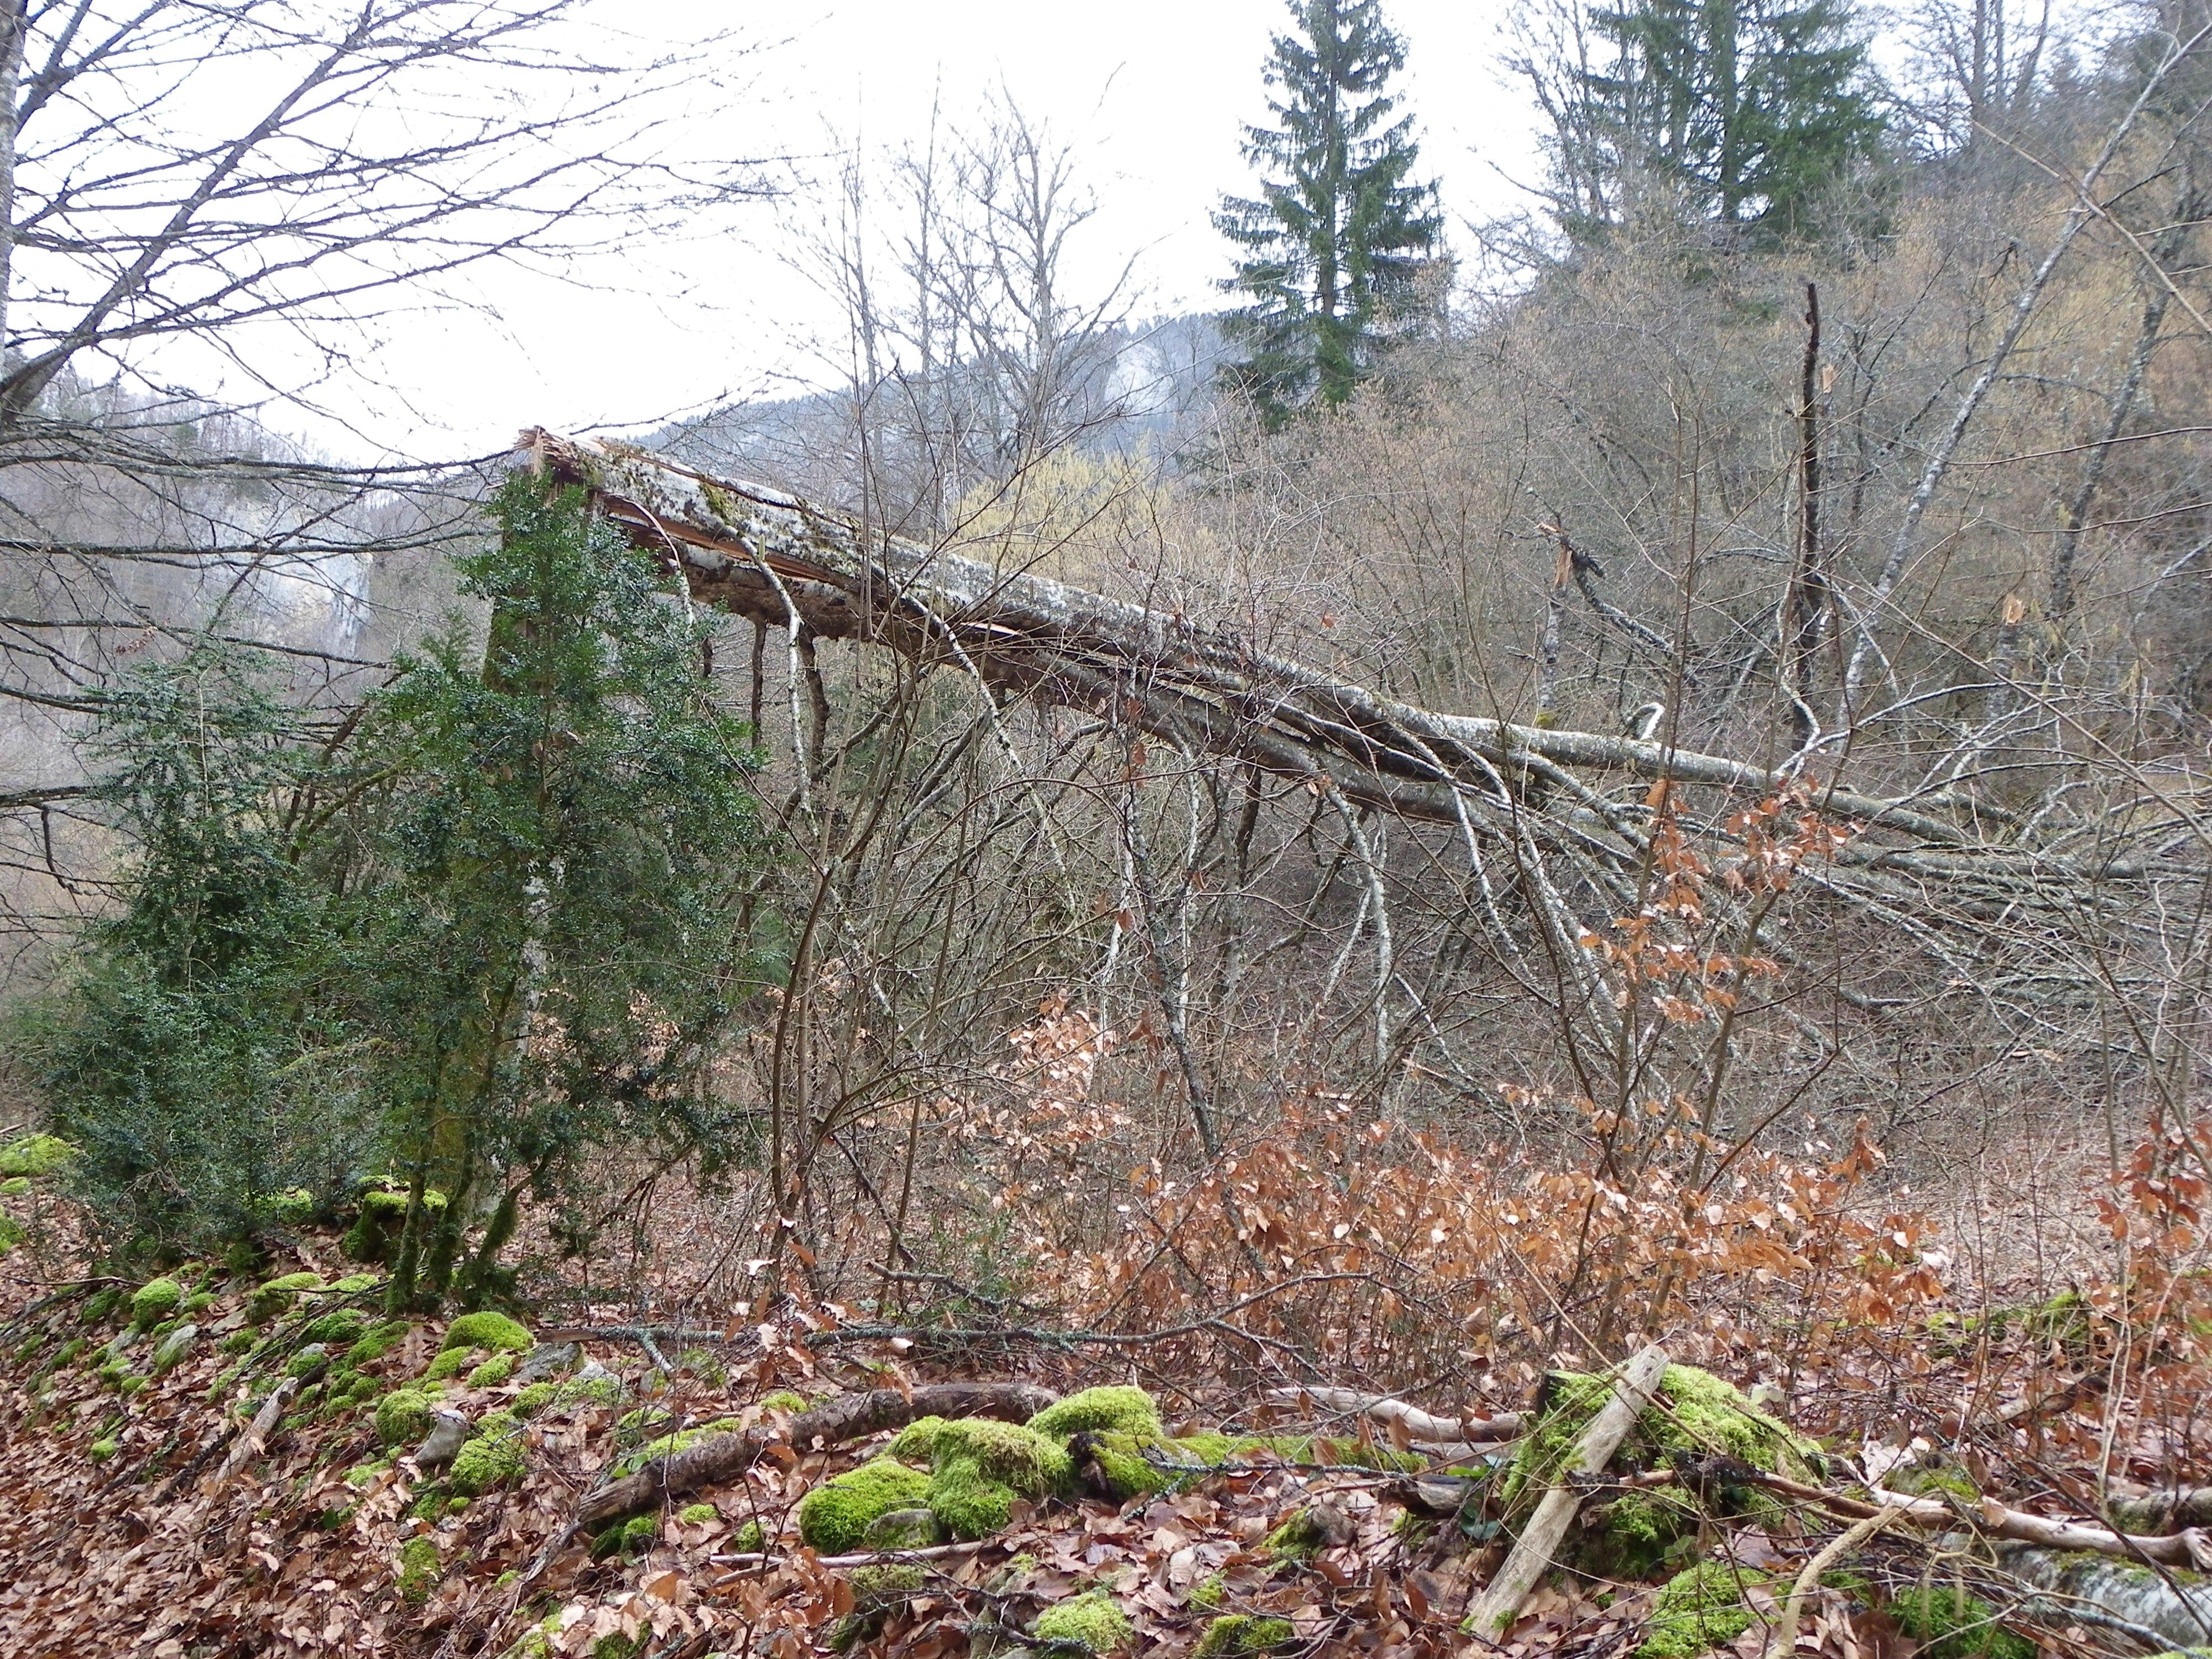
[{"left": 575, "top": 1381, "right": 1055, "bottom": 1532}]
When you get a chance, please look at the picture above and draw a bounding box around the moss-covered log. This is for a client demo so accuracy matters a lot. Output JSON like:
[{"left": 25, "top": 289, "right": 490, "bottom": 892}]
[{"left": 575, "top": 1381, "right": 1055, "bottom": 1530}]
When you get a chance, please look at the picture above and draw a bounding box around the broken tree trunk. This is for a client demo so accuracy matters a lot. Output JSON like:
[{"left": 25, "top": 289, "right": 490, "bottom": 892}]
[
  {"left": 1462, "top": 1344, "right": 1670, "bottom": 1642},
  {"left": 575, "top": 1381, "right": 1055, "bottom": 1531}
]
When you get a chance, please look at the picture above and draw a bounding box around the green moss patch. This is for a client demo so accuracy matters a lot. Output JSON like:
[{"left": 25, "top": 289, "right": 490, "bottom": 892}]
[
  {"left": 440, "top": 1311, "right": 531, "bottom": 1354},
  {"left": 130, "top": 1277, "right": 183, "bottom": 1330},
  {"left": 1506, "top": 1364, "right": 1816, "bottom": 1573},
  {"left": 1027, "top": 1386, "right": 1162, "bottom": 1440},
  {"left": 375, "top": 1388, "right": 436, "bottom": 1448},
  {"left": 246, "top": 1272, "right": 323, "bottom": 1324},
  {"left": 799, "top": 1457, "right": 933, "bottom": 1552},
  {"left": 925, "top": 1419, "right": 1072, "bottom": 1540},
  {"left": 1890, "top": 1585, "right": 2035, "bottom": 1658},
  {"left": 1032, "top": 1589, "right": 1131, "bottom": 1653},
  {"left": 1634, "top": 1562, "right": 1770, "bottom": 1658},
  {"left": 396, "top": 1535, "right": 441, "bottom": 1605},
  {"left": 466, "top": 1352, "right": 516, "bottom": 1388},
  {"left": 448, "top": 1409, "right": 526, "bottom": 1495},
  {"left": 1194, "top": 1615, "right": 1293, "bottom": 1657},
  {"left": 0, "top": 1133, "right": 75, "bottom": 1178}
]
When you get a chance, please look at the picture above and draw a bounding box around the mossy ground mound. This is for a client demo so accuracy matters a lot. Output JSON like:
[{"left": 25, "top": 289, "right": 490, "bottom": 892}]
[
  {"left": 1031, "top": 1589, "right": 1131, "bottom": 1653},
  {"left": 797, "top": 1457, "right": 934, "bottom": 1552},
  {"left": 1890, "top": 1585, "right": 2036, "bottom": 1658}
]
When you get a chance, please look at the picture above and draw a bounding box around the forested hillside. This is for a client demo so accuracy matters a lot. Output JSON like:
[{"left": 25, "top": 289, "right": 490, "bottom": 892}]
[{"left": 2, "top": 2, "right": 2211, "bottom": 1656}]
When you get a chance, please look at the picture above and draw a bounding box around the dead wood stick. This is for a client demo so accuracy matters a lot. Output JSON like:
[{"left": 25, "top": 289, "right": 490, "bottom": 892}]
[
  {"left": 211, "top": 1376, "right": 300, "bottom": 1487},
  {"left": 576, "top": 1381, "right": 1055, "bottom": 1531},
  {"left": 1765, "top": 1503, "right": 1911, "bottom": 1658},
  {"left": 1262, "top": 1385, "right": 1524, "bottom": 1446},
  {"left": 1463, "top": 1343, "right": 1670, "bottom": 1643},
  {"left": 1726, "top": 1465, "right": 2212, "bottom": 1569}
]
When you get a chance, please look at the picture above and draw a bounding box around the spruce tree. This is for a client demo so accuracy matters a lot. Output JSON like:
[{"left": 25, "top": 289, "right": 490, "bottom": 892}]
[
  {"left": 1543, "top": 0, "right": 1886, "bottom": 243},
  {"left": 1216, "top": 0, "right": 1443, "bottom": 425}
]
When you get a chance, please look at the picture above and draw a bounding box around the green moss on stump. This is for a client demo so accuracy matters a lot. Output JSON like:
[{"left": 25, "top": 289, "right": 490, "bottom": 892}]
[
  {"left": 798, "top": 1457, "right": 933, "bottom": 1552},
  {"left": 1194, "top": 1615, "right": 1293, "bottom": 1657},
  {"left": 1634, "top": 1563, "right": 1770, "bottom": 1659},
  {"left": 926, "top": 1418, "right": 1072, "bottom": 1540},
  {"left": 1506, "top": 1364, "right": 1816, "bottom": 1572},
  {"left": 1027, "top": 1386, "right": 1162, "bottom": 1439},
  {"left": 1032, "top": 1590, "right": 1131, "bottom": 1654}
]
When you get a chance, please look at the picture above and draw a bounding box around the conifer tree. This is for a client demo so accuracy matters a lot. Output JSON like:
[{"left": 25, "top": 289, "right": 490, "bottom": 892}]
[
  {"left": 1534, "top": 0, "right": 1886, "bottom": 243},
  {"left": 1216, "top": 0, "right": 1443, "bottom": 424}
]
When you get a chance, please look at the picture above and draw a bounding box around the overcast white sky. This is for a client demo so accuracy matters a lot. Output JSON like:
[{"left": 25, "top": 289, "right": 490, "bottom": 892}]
[{"left": 349, "top": 0, "right": 1538, "bottom": 462}]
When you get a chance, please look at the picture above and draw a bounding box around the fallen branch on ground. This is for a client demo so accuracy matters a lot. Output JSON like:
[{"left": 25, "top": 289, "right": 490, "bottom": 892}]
[{"left": 575, "top": 1381, "right": 1055, "bottom": 1532}]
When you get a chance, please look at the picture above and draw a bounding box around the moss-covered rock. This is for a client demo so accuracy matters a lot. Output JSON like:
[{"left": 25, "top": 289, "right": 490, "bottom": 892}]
[
  {"left": 149, "top": 1323, "right": 199, "bottom": 1373},
  {"left": 343, "top": 1319, "right": 412, "bottom": 1370},
  {"left": 0, "top": 1133, "right": 75, "bottom": 1178},
  {"left": 1634, "top": 1563, "right": 1770, "bottom": 1658},
  {"left": 397, "top": 1535, "right": 441, "bottom": 1605},
  {"left": 798, "top": 1457, "right": 934, "bottom": 1552},
  {"left": 440, "top": 1311, "right": 531, "bottom": 1354},
  {"left": 732, "top": 1518, "right": 765, "bottom": 1553},
  {"left": 886, "top": 1415, "right": 946, "bottom": 1460},
  {"left": 246, "top": 1272, "right": 323, "bottom": 1324},
  {"left": 1193, "top": 1615, "right": 1293, "bottom": 1657},
  {"left": 375, "top": 1387, "right": 436, "bottom": 1448},
  {"left": 1032, "top": 1589, "right": 1131, "bottom": 1653},
  {"left": 88, "top": 1437, "right": 118, "bottom": 1462},
  {"left": 677, "top": 1503, "right": 718, "bottom": 1526},
  {"left": 1027, "top": 1386, "right": 1162, "bottom": 1440},
  {"left": 80, "top": 1286, "right": 123, "bottom": 1325},
  {"left": 1890, "top": 1585, "right": 2036, "bottom": 1658},
  {"left": 130, "top": 1277, "right": 183, "bottom": 1330},
  {"left": 448, "top": 1409, "right": 526, "bottom": 1495},
  {"left": 760, "top": 1389, "right": 808, "bottom": 1414},
  {"left": 299, "top": 1309, "right": 368, "bottom": 1347},
  {"left": 1, "top": 1176, "right": 32, "bottom": 1198}
]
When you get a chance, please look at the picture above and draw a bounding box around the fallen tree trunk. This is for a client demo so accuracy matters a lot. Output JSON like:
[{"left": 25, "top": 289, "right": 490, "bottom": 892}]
[
  {"left": 1463, "top": 1344, "right": 1670, "bottom": 1642},
  {"left": 575, "top": 1381, "right": 1055, "bottom": 1532}
]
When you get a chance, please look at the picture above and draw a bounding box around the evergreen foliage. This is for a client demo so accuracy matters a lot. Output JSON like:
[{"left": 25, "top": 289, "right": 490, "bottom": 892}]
[
  {"left": 1540, "top": 0, "right": 1888, "bottom": 242},
  {"left": 1215, "top": 0, "right": 1443, "bottom": 424},
  {"left": 11, "top": 479, "right": 775, "bottom": 1290}
]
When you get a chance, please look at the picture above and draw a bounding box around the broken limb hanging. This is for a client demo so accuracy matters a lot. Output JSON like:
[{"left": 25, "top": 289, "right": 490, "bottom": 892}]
[{"left": 522, "top": 429, "right": 2190, "bottom": 1032}]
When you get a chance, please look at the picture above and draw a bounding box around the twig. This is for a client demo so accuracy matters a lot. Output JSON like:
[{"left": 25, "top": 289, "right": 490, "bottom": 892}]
[{"left": 1765, "top": 1504, "right": 1908, "bottom": 1658}]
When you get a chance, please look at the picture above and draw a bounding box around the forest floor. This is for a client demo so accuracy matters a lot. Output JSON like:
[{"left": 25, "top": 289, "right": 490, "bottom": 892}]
[{"left": 1, "top": 1187, "right": 2208, "bottom": 1659}]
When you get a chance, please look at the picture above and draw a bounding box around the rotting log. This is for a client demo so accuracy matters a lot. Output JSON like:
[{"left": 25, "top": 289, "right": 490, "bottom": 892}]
[
  {"left": 575, "top": 1380, "right": 1055, "bottom": 1532},
  {"left": 1463, "top": 1344, "right": 1670, "bottom": 1642}
]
